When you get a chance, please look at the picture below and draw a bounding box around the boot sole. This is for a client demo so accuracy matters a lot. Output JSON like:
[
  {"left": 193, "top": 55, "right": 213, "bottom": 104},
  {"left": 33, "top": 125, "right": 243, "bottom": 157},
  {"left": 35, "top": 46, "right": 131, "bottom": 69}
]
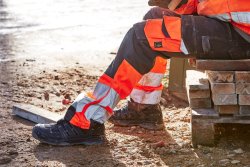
[
  {"left": 32, "top": 130, "right": 104, "bottom": 146},
  {"left": 111, "top": 120, "right": 164, "bottom": 130}
]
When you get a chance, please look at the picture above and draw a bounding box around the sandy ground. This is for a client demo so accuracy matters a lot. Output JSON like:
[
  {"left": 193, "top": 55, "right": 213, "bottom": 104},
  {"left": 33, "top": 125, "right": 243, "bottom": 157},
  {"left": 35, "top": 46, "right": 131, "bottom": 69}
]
[
  {"left": 1, "top": 0, "right": 250, "bottom": 167},
  {"left": 1, "top": 61, "right": 250, "bottom": 167}
]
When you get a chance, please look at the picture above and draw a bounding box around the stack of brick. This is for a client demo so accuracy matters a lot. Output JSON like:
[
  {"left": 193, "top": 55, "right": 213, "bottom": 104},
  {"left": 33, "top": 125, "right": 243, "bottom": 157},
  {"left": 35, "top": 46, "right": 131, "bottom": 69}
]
[{"left": 186, "top": 70, "right": 212, "bottom": 109}]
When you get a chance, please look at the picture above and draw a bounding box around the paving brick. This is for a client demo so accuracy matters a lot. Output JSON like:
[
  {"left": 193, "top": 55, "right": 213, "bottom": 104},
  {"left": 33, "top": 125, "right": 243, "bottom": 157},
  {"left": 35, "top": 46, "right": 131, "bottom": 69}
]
[
  {"left": 239, "top": 106, "right": 250, "bottom": 115},
  {"left": 12, "top": 103, "right": 63, "bottom": 123},
  {"left": 236, "top": 83, "right": 250, "bottom": 95},
  {"left": 214, "top": 105, "right": 239, "bottom": 115},
  {"left": 212, "top": 94, "right": 237, "bottom": 105},
  {"left": 188, "top": 90, "right": 211, "bottom": 99},
  {"left": 235, "top": 71, "right": 250, "bottom": 83},
  {"left": 210, "top": 83, "right": 235, "bottom": 94},
  {"left": 189, "top": 98, "right": 212, "bottom": 109},
  {"left": 238, "top": 95, "right": 250, "bottom": 105},
  {"left": 206, "top": 71, "right": 234, "bottom": 83}
]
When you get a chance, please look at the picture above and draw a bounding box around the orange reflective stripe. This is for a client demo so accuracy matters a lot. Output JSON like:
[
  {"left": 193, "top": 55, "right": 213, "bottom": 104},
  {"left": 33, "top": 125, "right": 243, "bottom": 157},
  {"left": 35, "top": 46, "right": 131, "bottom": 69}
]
[
  {"left": 144, "top": 19, "right": 181, "bottom": 52},
  {"left": 98, "top": 74, "right": 113, "bottom": 87},
  {"left": 70, "top": 89, "right": 113, "bottom": 129},
  {"left": 150, "top": 56, "right": 167, "bottom": 73},
  {"left": 232, "top": 22, "right": 250, "bottom": 35},
  {"left": 101, "top": 106, "right": 113, "bottom": 115},
  {"left": 134, "top": 84, "right": 163, "bottom": 92}
]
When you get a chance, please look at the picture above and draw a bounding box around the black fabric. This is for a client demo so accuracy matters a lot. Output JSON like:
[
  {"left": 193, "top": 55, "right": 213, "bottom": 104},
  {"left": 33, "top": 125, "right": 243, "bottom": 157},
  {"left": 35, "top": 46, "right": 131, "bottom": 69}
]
[
  {"left": 32, "top": 119, "right": 105, "bottom": 145},
  {"left": 162, "top": 19, "right": 170, "bottom": 38},
  {"left": 181, "top": 15, "right": 250, "bottom": 60},
  {"left": 64, "top": 105, "right": 76, "bottom": 122},
  {"left": 143, "top": 7, "right": 180, "bottom": 20},
  {"left": 105, "top": 21, "right": 163, "bottom": 77}
]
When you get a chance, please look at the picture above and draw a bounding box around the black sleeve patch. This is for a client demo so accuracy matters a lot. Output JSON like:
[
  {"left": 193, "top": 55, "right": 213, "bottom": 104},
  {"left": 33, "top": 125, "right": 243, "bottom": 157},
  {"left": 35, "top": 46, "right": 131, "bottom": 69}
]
[{"left": 154, "top": 41, "right": 163, "bottom": 48}]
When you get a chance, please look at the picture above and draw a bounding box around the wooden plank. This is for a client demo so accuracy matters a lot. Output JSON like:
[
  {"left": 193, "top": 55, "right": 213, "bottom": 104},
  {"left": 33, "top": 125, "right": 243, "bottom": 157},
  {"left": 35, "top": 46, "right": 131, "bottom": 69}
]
[
  {"left": 206, "top": 71, "right": 235, "bottom": 83},
  {"left": 196, "top": 60, "right": 250, "bottom": 71},
  {"left": 239, "top": 106, "right": 250, "bottom": 115},
  {"left": 12, "top": 103, "right": 63, "bottom": 124},
  {"left": 186, "top": 70, "right": 209, "bottom": 90},
  {"left": 189, "top": 98, "right": 212, "bottom": 109},
  {"left": 192, "top": 108, "right": 219, "bottom": 119},
  {"left": 210, "top": 83, "right": 236, "bottom": 94},
  {"left": 169, "top": 58, "right": 185, "bottom": 92},
  {"left": 188, "top": 90, "right": 211, "bottom": 99},
  {"left": 214, "top": 105, "right": 239, "bottom": 115},
  {"left": 235, "top": 71, "right": 250, "bottom": 83},
  {"left": 212, "top": 94, "right": 237, "bottom": 105},
  {"left": 236, "top": 83, "right": 250, "bottom": 95},
  {"left": 191, "top": 108, "right": 250, "bottom": 147},
  {"left": 238, "top": 95, "right": 250, "bottom": 105},
  {"left": 169, "top": 58, "right": 196, "bottom": 92}
]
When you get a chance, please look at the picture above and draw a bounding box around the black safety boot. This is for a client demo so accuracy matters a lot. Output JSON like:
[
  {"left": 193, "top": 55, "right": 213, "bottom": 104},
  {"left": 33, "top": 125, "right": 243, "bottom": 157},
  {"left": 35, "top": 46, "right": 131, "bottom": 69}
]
[
  {"left": 32, "top": 119, "right": 105, "bottom": 146},
  {"left": 109, "top": 100, "right": 164, "bottom": 130}
]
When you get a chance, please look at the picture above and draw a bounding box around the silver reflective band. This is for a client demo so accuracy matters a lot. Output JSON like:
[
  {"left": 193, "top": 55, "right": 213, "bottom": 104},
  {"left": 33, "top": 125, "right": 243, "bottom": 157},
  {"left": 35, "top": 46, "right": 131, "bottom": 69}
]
[
  {"left": 137, "top": 72, "right": 165, "bottom": 87},
  {"left": 231, "top": 12, "right": 250, "bottom": 24},
  {"left": 131, "top": 89, "right": 163, "bottom": 104},
  {"left": 209, "top": 13, "right": 231, "bottom": 22},
  {"left": 180, "top": 39, "right": 189, "bottom": 55}
]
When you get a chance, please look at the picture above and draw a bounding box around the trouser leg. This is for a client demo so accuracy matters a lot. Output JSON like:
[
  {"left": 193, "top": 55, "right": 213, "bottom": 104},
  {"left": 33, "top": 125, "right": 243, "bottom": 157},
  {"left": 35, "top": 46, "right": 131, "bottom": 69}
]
[
  {"left": 64, "top": 21, "right": 164, "bottom": 129},
  {"left": 129, "top": 7, "right": 178, "bottom": 105},
  {"left": 130, "top": 56, "right": 167, "bottom": 104}
]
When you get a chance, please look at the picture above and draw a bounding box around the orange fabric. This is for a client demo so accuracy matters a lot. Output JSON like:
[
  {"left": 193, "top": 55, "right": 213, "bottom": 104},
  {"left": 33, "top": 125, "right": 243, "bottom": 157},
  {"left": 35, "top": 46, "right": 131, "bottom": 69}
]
[
  {"left": 99, "top": 60, "right": 143, "bottom": 99},
  {"left": 144, "top": 18, "right": 181, "bottom": 52},
  {"left": 113, "top": 60, "right": 142, "bottom": 99},
  {"left": 70, "top": 112, "right": 90, "bottom": 129},
  {"left": 70, "top": 89, "right": 114, "bottom": 129},
  {"left": 150, "top": 56, "right": 167, "bottom": 73},
  {"left": 197, "top": 0, "right": 230, "bottom": 15},
  {"left": 98, "top": 74, "right": 113, "bottom": 87},
  {"left": 197, "top": 0, "right": 250, "bottom": 35},
  {"left": 232, "top": 22, "right": 250, "bottom": 35},
  {"left": 174, "top": 0, "right": 198, "bottom": 15},
  {"left": 133, "top": 56, "right": 166, "bottom": 92},
  {"left": 163, "top": 16, "right": 181, "bottom": 40}
]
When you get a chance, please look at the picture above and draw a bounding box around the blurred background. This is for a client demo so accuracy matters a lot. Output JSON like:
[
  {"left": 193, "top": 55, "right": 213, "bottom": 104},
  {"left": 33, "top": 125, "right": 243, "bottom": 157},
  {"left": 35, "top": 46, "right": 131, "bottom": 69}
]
[{"left": 0, "top": 0, "right": 149, "bottom": 70}]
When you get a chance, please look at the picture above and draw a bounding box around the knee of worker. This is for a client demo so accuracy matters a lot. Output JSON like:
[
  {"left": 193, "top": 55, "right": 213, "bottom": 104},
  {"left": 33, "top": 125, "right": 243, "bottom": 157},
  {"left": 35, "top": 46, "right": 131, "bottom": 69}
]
[
  {"left": 143, "top": 7, "right": 179, "bottom": 20},
  {"left": 105, "top": 22, "right": 160, "bottom": 77},
  {"left": 143, "top": 7, "right": 164, "bottom": 20},
  {"left": 127, "top": 22, "right": 158, "bottom": 74}
]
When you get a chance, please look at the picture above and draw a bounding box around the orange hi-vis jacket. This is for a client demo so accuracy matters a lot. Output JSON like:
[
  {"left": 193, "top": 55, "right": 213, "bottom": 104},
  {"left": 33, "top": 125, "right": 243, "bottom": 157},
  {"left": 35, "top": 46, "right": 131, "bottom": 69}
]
[{"left": 176, "top": 0, "right": 250, "bottom": 36}]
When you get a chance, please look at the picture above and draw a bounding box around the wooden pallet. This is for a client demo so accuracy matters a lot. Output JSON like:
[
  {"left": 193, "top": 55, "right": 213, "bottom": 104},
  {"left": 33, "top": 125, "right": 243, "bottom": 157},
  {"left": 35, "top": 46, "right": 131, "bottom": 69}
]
[{"left": 192, "top": 108, "right": 250, "bottom": 147}]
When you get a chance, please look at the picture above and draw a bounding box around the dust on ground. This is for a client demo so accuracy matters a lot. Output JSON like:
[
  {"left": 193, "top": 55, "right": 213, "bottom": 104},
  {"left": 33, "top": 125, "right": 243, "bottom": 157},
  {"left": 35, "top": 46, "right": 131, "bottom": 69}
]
[
  {"left": 1, "top": 0, "right": 250, "bottom": 166},
  {"left": 1, "top": 61, "right": 250, "bottom": 167}
]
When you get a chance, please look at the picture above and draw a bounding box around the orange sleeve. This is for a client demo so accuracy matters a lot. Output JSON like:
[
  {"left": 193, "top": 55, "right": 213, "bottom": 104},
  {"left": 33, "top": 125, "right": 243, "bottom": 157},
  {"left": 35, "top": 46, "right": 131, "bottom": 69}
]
[{"left": 174, "top": 0, "right": 198, "bottom": 15}]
